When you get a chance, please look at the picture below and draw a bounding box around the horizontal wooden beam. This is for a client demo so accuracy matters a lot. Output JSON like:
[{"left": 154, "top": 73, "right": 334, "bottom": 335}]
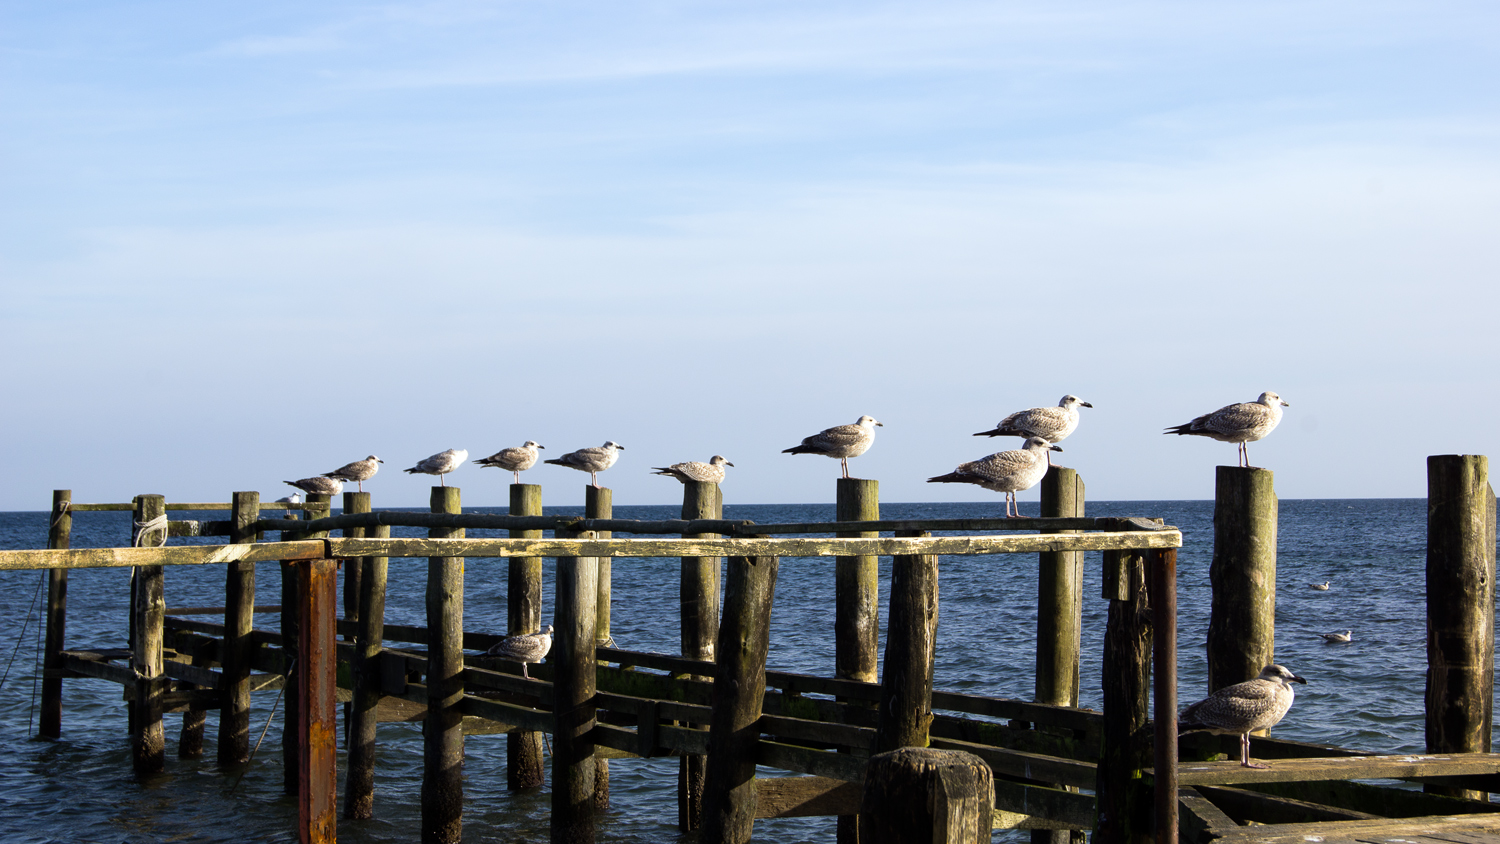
[
  {"left": 0, "top": 541, "right": 327, "bottom": 571},
  {"left": 1208, "top": 812, "right": 1500, "bottom": 844},
  {"left": 70, "top": 502, "right": 315, "bottom": 512},
  {"left": 1169, "top": 752, "right": 1500, "bottom": 786}
]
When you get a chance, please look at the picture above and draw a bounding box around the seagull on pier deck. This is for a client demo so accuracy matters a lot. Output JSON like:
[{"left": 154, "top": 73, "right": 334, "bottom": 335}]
[
  {"left": 284, "top": 476, "right": 343, "bottom": 496},
  {"left": 1179, "top": 664, "right": 1307, "bottom": 768},
  {"left": 403, "top": 449, "right": 468, "bottom": 486},
  {"left": 1164, "top": 391, "right": 1289, "bottom": 468},
  {"left": 485, "top": 625, "right": 553, "bottom": 679},
  {"left": 322, "top": 455, "right": 383, "bottom": 492},
  {"left": 475, "top": 441, "right": 545, "bottom": 484},
  {"left": 545, "top": 441, "right": 623, "bottom": 488},
  {"left": 1310, "top": 581, "right": 1331, "bottom": 591},
  {"left": 783, "top": 416, "right": 882, "bottom": 479},
  {"left": 974, "top": 395, "right": 1092, "bottom": 443},
  {"left": 927, "top": 437, "right": 1061, "bottom": 518},
  {"left": 1319, "top": 630, "right": 1352, "bottom": 643},
  {"left": 652, "top": 455, "right": 733, "bottom": 485}
]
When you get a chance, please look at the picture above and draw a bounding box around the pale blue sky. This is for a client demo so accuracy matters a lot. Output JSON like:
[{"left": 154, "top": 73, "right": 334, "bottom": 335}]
[{"left": 3, "top": 2, "right": 1497, "bottom": 511}]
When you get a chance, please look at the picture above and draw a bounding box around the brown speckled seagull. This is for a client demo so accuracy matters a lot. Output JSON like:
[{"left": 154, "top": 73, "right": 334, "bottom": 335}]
[
  {"left": 974, "top": 395, "right": 1092, "bottom": 443},
  {"left": 321, "top": 455, "right": 383, "bottom": 493},
  {"left": 1179, "top": 664, "right": 1306, "bottom": 768},
  {"left": 652, "top": 455, "right": 733, "bottom": 484},
  {"left": 927, "top": 436, "right": 1061, "bottom": 518},
  {"left": 783, "top": 415, "right": 882, "bottom": 479},
  {"left": 475, "top": 441, "right": 545, "bottom": 484},
  {"left": 1165, "top": 391, "right": 1289, "bottom": 468},
  {"left": 485, "top": 625, "right": 553, "bottom": 679}
]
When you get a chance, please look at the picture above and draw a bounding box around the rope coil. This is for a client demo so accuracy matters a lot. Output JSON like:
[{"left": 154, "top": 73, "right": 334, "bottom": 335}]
[
  {"left": 49, "top": 500, "right": 70, "bottom": 528},
  {"left": 132, "top": 513, "right": 169, "bottom": 547}
]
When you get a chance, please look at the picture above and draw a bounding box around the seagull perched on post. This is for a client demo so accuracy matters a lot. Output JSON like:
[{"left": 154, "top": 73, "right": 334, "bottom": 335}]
[
  {"left": 284, "top": 476, "right": 343, "bottom": 496},
  {"left": 927, "top": 437, "right": 1061, "bottom": 518},
  {"left": 545, "top": 441, "right": 623, "bottom": 488},
  {"left": 652, "top": 455, "right": 733, "bottom": 484},
  {"left": 403, "top": 449, "right": 468, "bottom": 486},
  {"left": 485, "top": 625, "right": 553, "bottom": 679},
  {"left": 1164, "top": 391, "right": 1289, "bottom": 468},
  {"left": 1179, "top": 664, "right": 1307, "bottom": 768},
  {"left": 321, "top": 455, "right": 383, "bottom": 493},
  {"left": 974, "top": 395, "right": 1092, "bottom": 443},
  {"left": 783, "top": 415, "right": 882, "bottom": 479},
  {"left": 475, "top": 441, "right": 545, "bottom": 484}
]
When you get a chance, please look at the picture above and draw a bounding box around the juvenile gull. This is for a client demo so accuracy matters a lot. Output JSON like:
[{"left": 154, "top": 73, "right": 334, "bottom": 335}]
[
  {"left": 285, "top": 476, "right": 343, "bottom": 496},
  {"left": 1310, "top": 581, "right": 1331, "bottom": 591},
  {"left": 403, "top": 449, "right": 468, "bottom": 487},
  {"left": 652, "top": 455, "right": 733, "bottom": 484},
  {"left": 545, "top": 441, "right": 624, "bottom": 488},
  {"left": 1319, "top": 630, "right": 1352, "bottom": 643},
  {"left": 475, "top": 441, "right": 545, "bottom": 484},
  {"left": 1164, "top": 391, "right": 1289, "bottom": 468},
  {"left": 782, "top": 415, "right": 882, "bottom": 479},
  {"left": 927, "top": 436, "right": 1061, "bottom": 518},
  {"left": 974, "top": 395, "right": 1093, "bottom": 443},
  {"left": 485, "top": 625, "right": 553, "bottom": 679},
  {"left": 1179, "top": 664, "right": 1307, "bottom": 768},
  {"left": 321, "top": 455, "right": 383, "bottom": 493}
]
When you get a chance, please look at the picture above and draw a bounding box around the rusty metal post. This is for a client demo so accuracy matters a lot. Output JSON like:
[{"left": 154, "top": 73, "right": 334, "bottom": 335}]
[
  {"left": 1150, "top": 548, "right": 1179, "bottom": 844},
  {"left": 298, "top": 558, "right": 339, "bottom": 844}
]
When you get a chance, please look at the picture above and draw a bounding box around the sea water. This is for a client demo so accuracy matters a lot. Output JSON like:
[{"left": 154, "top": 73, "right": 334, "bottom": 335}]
[{"left": 0, "top": 499, "right": 1467, "bottom": 842}]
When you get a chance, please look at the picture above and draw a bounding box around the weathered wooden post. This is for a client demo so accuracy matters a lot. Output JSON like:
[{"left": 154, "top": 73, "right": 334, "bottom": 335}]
[
  {"left": 875, "top": 531, "right": 937, "bottom": 754},
  {"left": 284, "top": 492, "right": 331, "bottom": 796},
  {"left": 1035, "top": 467, "right": 1085, "bottom": 844},
  {"left": 552, "top": 527, "right": 600, "bottom": 844},
  {"left": 296, "top": 540, "right": 339, "bottom": 844},
  {"left": 700, "top": 554, "right": 779, "bottom": 844},
  {"left": 40, "top": 489, "right": 71, "bottom": 738},
  {"left": 836, "top": 477, "right": 879, "bottom": 843},
  {"left": 508, "top": 483, "right": 546, "bottom": 790},
  {"left": 218, "top": 490, "right": 260, "bottom": 765},
  {"left": 680, "top": 479, "right": 722, "bottom": 830},
  {"left": 343, "top": 490, "right": 370, "bottom": 630},
  {"left": 344, "top": 522, "right": 389, "bottom": 819},
  {"left": 1426, "top": 454, "right": 1496, "bottom": 801},
  {"left": 1094, "top": 549, "right": 1152, "bottom": 844},
  {"left": 858, "top": 748, "right": 994, "bottom": 844},
  {"left": 131, "top": 493, "right": 167, "bottom": 777},
  {"left": 1206, "top": 466, "right": 1276, "bottom": 693},
  {"left": 586, "top": 486, "right": 611, "bottom": 812},
  {"left": 424, "top": 486, "right": 465, "bottom": 844}
]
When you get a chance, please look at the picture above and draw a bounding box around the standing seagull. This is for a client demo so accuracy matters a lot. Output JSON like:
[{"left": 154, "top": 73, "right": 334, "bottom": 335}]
[
  {"left": 474, "top": 441, "right": 545, "bottom": 484},
  {"left": 652, "top": 455, "right": 734, "bottom": 484},
  {"left": 927, "top": 436, "right": 1061, "bottom": 518},
  {"left": 783, "top": 415, "right": 882, "bottom": 479},
  {"left": 321, "top": 455, "right": 383, "bottom": 493},
  {"left": 403, "top": 449, "right": 468, "bottom": 486},
  {"left": 285, "top": 476, "right": 343, "bottom": 496},
  {"left": 1179, "top": 664, "right": 1307, "bottom": 768},
  {"left": 485, "top": 625, "right": 553, "bottom": 680},
  {"left": 545, "top": 441, "right": 624, "bottom": 488},
  {"left": 974, "top": 395, "right": 1093, "bottom": 443},
  {"left": 1165, "top": 391, "right": 1289, "bottom": 468}
]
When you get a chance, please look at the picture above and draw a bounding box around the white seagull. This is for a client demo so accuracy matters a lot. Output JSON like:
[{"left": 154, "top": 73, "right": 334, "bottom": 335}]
[
  {"left": 927, "top": 436, "right": 1061, "bottom": 518},
  {"left": 1179, "top": 664, "right": 1307, "bottom": 768},
  {"left": 475, "top": 441, "right": 545, "bottom": 484},
  {"left": 782, "top": 415, "right": 882, "bottom": 479},
  {"left": 974, "top": 395, "right": 1092, "bottom": 443},
  {"left": 545, "top": 441, "right": 624, "bottom": 488},
  {"left": 403, "top": 449, "right": 468, "bottom": 486},
  {"left": 1165, "top": 391, "right": 1289, "bottom": 468}
]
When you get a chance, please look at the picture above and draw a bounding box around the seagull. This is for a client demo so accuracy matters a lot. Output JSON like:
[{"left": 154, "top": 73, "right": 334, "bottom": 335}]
[
  {"left": 403, "top": 449, "right": 468, "bottom": 486},
  {"left": 545, "top": 441, "right": 624, "bottom": 488},
  {"left": 1164, "top": 391, "right": 1289, "bottom": 468},
  {"left": 1179, "top": 664, "right": 1307, "bottom": 768},
  {"left": 927, "top": 436, "right": 1061, "bottom": 518},
  {"left": 1310, "top": 581, "right": 1331, "bottom": 591},
  {"left": 485, "top": 625, "right": 553, "bottom": 679},
  {"left": 284, "top": 476, "right": 343, "bottom": 496},
  {"left": 1319, "top": 630, "right": 1352, "bottom": 643},
  {"left": 321, "top": 455, "right": 383, "bottom": 493},
  {"left": 782, "top": 415, "right": 882, "bottom": 479},
  {"left": 474, "top": 441, "right": 545, "bottom": 484},
  {"left": 652, "top": 455, "right": 733, "bottom": 484},
  {"left": 274, "top": 492, "right": 301, "bottom": 509},
  {"left": 974, "top": 395, "right": 1093, "bottom": 443}
]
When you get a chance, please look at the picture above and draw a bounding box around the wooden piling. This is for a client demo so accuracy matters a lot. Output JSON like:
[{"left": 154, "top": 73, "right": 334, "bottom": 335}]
[
  {"left": 836, "top": 478, "right": 878, "bottom": 843},
  {"left": 40, "top": 489, "right": 71, "bottom": 738},
  {"left": 296, "top": 552, "right": 339, "bottom": 843},
  {"left": 1035, "top": 467, "right": 1085, "bottom": 844},
  {"left": 1094, "top": 549, "right": 1152, "bottom": 844},
  {"left": 423, "top": 486, "right": 465, "bottom": 844},
  {"left": 285, "top": 493, "right": 331, "bottom": 796},
  {"left": 875, "top": 531, "right": 937, "bottom": 754},
  {"left": 508, "top": 483, "right": 546, "bottom": 790},
  {"left": 342, "top": 491, "right": 371, "bottom": 628},
  {"left": 680, "top": 479, "right": 722, "bottom": 831},
  {"left": 131, "top": 493, "right": 167, "bottom": 777},
  {"left": 344, "top": 522, "right": 389, "bottom": 819},
  {"left": 552, "top": 528, "right": 600, "bottom": 844},
  {"left": 1425, "top": 455, "right": 1495, "bottom": 801},
  {"left": 218, "top": 490, "right": 260, "bottom": 765},
  {"left": 586, "top": 486, "right": 612, "bottom": 813},
  {"left": 700, "top": 554, "right": 779, "bottom": 844},
  {"left": 858, "top": 748, "right": 994, "bottom": 844},
  {"left": 1206, "top": 466, "right": 1276, "bottom": 693}
]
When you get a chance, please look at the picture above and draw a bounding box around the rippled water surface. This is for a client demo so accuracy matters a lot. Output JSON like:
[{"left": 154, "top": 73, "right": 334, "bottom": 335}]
[{"left": 0, "top": 498, "right": 1475, "bottom": 842}]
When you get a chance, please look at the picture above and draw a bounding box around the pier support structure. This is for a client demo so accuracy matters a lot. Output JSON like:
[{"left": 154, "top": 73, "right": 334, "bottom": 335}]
[
  {"left": 680, "top": 479, "right": 723, "bottom": 831},
  {"left": 40, "top": 489, "right": 71, "bottom": 739},
  {"left": 508, "top": 483, "right": 547, "bottom": 790},
  {"left": 1207, "top": 466, "right": 1277, "bottom": 693}
]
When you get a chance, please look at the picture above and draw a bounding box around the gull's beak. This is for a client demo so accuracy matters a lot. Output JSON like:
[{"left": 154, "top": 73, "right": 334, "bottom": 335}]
[
  {"left": 1081, "top": 402, "right": 1093, "bottom": 408},
  {"left": 1050, "top": 445, "right": 1064, "bottom": 452}
]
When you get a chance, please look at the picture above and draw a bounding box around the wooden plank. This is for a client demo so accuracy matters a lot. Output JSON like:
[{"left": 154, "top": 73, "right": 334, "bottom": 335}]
[
  {"left": 991, "top": 776, "right": 1096, "bottom": 829},
  {"left": 60, "top": 652, "right": 137, "bottom": 684},
  {"left": 758, "top": 739, "right": 868, "bottom": 782},
  {"left": 1170, "top": 753, "right": 1500, "bottom": 786},
  {"left": 755, "top": 776, "right": 863, "bottom": 818},
  {"left": 927, "top": 736, "right": 1097, "bottom": 789},
  {"left": 1209, "top": 814, "right": 1500, "bottom": 844},
  {"left": 1194, "top": 784, "right": 1380, "bottom": 824},
  {"left": 459, "top": 694, "right": 551, "bottom": 733},
  {"left": 1178, "top": 786, "right": 1240, "bottom": 840},
  {"left": 0, "top": 541, "right": 327, "bottom": 571},
  {"left": 761, "top": 713, "right": 875, "bottom": 750}
]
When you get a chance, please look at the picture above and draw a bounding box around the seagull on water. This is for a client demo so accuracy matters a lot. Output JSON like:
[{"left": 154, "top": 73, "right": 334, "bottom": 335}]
[
  {"left": 321, "top": 455, "right": 383, "bottom": 493},
  {"left": 783, "top": 415, "right": 882, "bottom": 479},
  {"left": 927, "top": 436, "right": 1061, "bottom": 518},
  {"left": 974, "top": 395, "right": 1092, "bottom": 443},
  {"left": 652, "top": 455, "right": 733, "bottom": 485},
  {"left": 1310, "top": 581, "right": 1331, "bottom": 591},
  {"left": 1164, "top": 391, "right": 1289, "bottom": 468},
  {"left": 1179, "top": 664, "right": 1307, "bottom": 768},
  {"left": 1319, "top": 630, "right": 1352, "bottom": 643},
  {"left": 485, "top": 625, "right": 553, "bottom": 679},
  {"left": 545, "top": 441, "right": 623, "bottom": 488},
  {"left": 403, "top": 449, "right": 468, "bottom": 486},
  {"left": 284, "top": 476, "right": 343, "bottom": 496},
  {"left": 475, "top": 441, "right": 545, "bottom": 484}
]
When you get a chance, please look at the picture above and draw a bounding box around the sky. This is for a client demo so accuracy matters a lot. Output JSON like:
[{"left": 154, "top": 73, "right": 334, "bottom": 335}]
[{"left": 2, "top": 1, "right": 1497, "bottom": 512}]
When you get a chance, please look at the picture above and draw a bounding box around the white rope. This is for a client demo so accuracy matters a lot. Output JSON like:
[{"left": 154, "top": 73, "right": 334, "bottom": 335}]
[
  {"left": 132, "top": 513, "right": 169, "bottom": 547},
  {"left": 49, "top": 500, "right": 70, "bottom": 528}
]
